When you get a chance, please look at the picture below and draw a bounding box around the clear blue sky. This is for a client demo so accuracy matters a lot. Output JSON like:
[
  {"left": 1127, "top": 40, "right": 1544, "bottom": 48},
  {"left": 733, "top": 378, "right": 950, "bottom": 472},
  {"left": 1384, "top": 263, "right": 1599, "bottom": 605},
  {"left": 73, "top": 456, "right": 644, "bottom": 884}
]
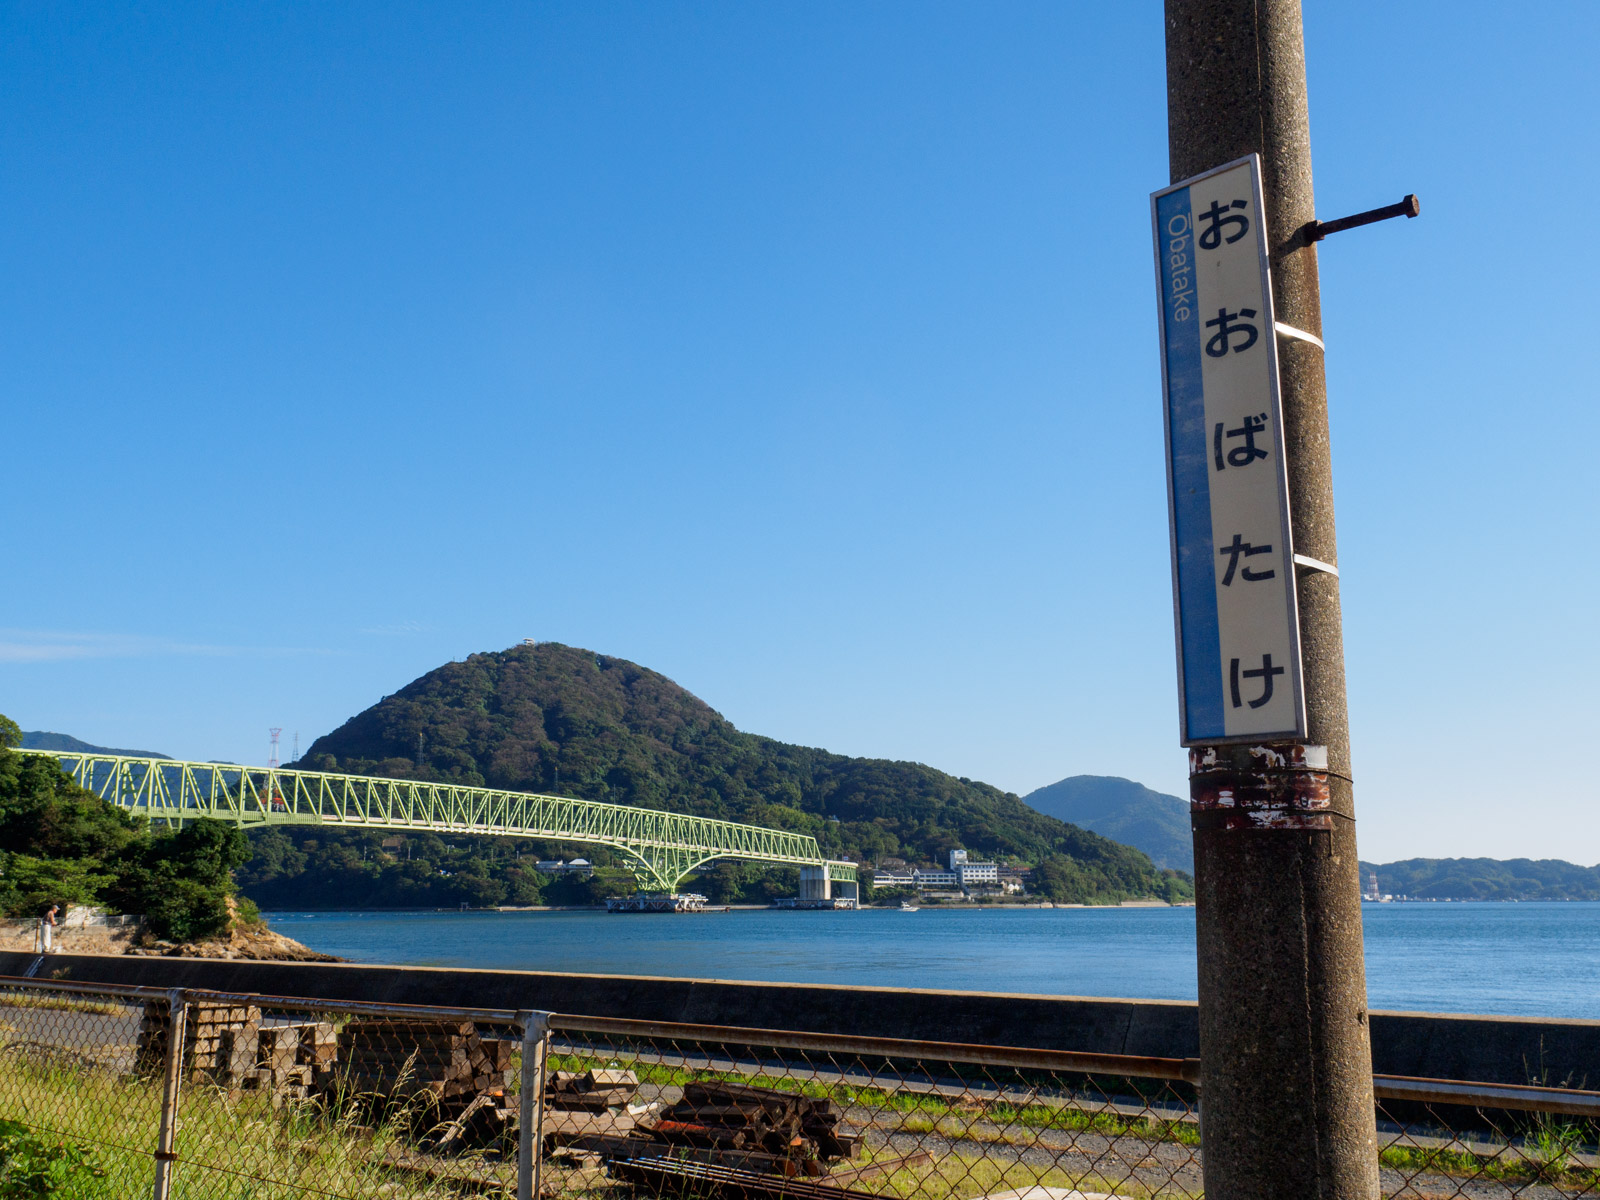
[{"left": 3, "top": 2, "right": 1595, "bottom": 863}]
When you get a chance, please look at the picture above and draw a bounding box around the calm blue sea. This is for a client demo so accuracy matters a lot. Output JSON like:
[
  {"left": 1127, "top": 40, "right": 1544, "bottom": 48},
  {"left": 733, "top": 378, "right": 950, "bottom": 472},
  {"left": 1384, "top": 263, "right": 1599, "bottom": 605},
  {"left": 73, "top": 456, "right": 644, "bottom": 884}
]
[{"left": 264, "top": 902, "right": 1600, "bottom": 1020}]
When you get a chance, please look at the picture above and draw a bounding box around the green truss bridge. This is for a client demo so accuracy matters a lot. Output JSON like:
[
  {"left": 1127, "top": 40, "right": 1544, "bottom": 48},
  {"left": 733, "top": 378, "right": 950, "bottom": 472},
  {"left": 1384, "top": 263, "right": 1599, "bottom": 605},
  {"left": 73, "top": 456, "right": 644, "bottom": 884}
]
[{"left": 19, "top": 748, "right": 857, "bottom": 895}]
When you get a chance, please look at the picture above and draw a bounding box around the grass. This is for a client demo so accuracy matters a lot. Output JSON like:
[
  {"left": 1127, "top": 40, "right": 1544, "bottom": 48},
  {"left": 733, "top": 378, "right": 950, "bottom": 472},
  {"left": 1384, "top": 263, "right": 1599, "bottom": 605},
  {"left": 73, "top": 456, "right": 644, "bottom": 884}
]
[
  {"left": 540, "top": 1148, "right": 1188, "bottom": 1200},
  {"left": 0, "top": 1117, "right": 116, "bottom": 1200},
  {"left": 0, "top": 1050, "right": 504, "bottom": 1199},
  {"left": 30, "top": 1035, "right": 1600, "bottom": 1200},
  {"left": 1378, "top": 1116, "right": 1600, "bottom": 1188},
  {"left": 893, "top": 1107, "right": 1199, "bottom": 1150},
  {"left": 0, "top": 996, "right": 127, "bottom": 1018}
]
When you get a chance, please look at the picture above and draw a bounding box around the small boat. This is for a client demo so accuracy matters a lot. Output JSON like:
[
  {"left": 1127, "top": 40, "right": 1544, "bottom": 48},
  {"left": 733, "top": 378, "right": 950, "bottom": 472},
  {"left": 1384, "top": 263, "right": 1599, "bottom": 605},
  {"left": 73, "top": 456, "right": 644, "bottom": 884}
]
[{"left": 899, "top": 900, "right": 919, "bottom": 912}]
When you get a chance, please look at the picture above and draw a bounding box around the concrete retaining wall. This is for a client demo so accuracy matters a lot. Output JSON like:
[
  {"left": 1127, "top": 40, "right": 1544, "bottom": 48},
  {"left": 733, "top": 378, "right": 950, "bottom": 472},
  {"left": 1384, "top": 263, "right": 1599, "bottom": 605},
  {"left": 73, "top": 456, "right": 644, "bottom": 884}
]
[{"left": 2, "top": 952, "right": 1593, "bottom": 1089}]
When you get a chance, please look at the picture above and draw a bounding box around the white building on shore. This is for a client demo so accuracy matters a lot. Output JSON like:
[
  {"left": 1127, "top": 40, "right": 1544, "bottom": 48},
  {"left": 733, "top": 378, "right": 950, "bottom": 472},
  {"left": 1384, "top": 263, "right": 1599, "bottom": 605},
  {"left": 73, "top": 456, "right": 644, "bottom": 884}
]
[
  {"left": 534, "top": 858, "right": 593, "bottom": 874},
  {"left": 873, "top": 849, "right": 1002, "bottom": 893}
]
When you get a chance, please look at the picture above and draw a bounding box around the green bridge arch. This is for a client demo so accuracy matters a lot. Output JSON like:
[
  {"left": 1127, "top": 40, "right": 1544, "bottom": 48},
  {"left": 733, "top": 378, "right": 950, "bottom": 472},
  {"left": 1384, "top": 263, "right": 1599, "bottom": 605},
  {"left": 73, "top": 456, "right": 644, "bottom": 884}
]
[{"left": 20, "top": 749, "right": 855, "bottom": 895}]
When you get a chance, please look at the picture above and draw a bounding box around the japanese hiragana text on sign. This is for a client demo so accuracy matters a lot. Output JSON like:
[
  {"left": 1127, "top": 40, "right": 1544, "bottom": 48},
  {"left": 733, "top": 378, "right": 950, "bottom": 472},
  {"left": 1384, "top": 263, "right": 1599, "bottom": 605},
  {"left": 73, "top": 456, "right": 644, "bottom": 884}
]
[{"left": 1151, "top": 155, "right": 1306, "bottom": 745}]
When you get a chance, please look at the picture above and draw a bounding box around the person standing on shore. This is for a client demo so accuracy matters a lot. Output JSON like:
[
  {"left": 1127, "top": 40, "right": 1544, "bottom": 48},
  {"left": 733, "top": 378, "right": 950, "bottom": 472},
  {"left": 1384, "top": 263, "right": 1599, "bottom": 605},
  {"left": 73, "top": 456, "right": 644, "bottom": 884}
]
[{"left": 40, "top": 903, "right": 59, "bottom": 954}]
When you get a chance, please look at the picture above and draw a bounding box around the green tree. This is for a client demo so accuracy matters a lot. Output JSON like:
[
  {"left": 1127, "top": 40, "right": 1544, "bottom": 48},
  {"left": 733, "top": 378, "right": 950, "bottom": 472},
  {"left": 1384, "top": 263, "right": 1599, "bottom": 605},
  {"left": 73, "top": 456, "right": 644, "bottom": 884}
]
[
  {"left": 106, "top": 820, "right": 251, "bottom": 940},
  {"left": 0, "top": 751, "right": 141, "bottom": 862},
  {"left": 0, "top": 854, "right": 116, "bottom": 916},
  {"left": 0, "top": 726, "right": 262, "bottom": 939}
]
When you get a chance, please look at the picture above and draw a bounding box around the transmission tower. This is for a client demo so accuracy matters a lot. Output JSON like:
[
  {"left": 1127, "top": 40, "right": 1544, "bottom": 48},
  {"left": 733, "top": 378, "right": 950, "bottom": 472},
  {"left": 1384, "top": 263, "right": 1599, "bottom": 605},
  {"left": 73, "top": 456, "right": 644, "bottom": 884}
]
[{"left": 268, "top": 727, "right": 283, "bottom": 769}]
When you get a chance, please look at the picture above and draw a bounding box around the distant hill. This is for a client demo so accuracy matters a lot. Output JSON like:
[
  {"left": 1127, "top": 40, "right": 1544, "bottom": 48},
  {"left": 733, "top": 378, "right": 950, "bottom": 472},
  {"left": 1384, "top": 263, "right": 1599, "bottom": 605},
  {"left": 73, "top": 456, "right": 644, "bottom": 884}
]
[
  {"left": 1361, "top": 858, "right": 1600, "bottom": 901},
  {"left": 22, "top": 731, "right": 170, "bottom": 759},
  {"left": 1022, "top": 776, "right": 1192, "bottom": 873},
  {"left": 284, "top": 642, "right": 1190, "bottom": 906},
  {"left": 1016, "top": 780, "right": 1600, "bottom": 896}
]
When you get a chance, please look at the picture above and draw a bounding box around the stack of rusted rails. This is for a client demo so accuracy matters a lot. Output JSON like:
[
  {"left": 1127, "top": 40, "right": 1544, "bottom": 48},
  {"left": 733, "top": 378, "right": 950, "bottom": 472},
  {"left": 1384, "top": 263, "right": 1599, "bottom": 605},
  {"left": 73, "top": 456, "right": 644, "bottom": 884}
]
[
  {"left": 540, "top": 1076, "right": 859, "bottom": 1179},
  {"left": 646, "top": 1081, "right": 857, "bottom": 1176},
  {"left": 611, "top": 1085, "right": 923, "bottom": 1200}
]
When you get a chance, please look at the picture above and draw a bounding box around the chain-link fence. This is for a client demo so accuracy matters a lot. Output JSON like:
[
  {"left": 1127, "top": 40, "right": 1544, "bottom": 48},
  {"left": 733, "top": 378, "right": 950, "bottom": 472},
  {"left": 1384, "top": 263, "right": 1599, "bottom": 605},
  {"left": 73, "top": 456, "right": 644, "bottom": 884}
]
[
  {"left": 2, "top": 974, "right": 1598, "bottom": 1199},
  {"left": 541, "top": 1013, "right": 1204, "bottom": 1200},
  {"left": 1374, "top": 1075, "right": 1600, "bottom": 1200},
  {"left": 0, "top": 976, "right": 543, "bottom": 1199}
]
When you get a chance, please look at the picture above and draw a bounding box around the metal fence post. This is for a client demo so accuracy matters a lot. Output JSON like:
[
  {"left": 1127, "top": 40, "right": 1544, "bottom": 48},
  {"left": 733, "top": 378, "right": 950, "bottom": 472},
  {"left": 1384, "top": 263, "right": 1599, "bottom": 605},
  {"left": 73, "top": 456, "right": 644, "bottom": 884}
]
[
  {"left": 152, "top": 988, "right": 189, "bottom": 1200},
  {"left": 517, "top": 1009, "right": 552, "bottom": 1200}
]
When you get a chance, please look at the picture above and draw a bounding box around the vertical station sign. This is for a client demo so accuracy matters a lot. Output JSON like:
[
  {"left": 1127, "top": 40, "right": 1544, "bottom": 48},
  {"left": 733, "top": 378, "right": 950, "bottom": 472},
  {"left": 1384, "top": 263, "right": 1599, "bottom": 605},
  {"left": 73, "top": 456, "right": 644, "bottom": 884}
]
[{"left": 1152, "top": 154, "right": 1306, "bottom": 746}]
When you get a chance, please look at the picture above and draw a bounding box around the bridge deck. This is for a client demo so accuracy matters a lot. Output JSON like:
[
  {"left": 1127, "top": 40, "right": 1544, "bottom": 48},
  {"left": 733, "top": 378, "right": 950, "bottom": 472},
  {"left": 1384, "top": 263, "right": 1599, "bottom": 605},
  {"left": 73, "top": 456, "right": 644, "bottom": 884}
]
[{"left": 18, "top": 749, "right": 856, "bottom": 893}]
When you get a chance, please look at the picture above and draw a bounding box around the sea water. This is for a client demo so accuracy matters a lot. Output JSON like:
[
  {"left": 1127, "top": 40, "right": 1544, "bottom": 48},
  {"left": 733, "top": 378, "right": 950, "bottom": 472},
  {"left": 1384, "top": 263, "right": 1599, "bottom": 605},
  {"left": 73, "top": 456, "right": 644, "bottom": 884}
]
[{"left": 264, "top": 901, "right": 1600, "bottom": 1020}]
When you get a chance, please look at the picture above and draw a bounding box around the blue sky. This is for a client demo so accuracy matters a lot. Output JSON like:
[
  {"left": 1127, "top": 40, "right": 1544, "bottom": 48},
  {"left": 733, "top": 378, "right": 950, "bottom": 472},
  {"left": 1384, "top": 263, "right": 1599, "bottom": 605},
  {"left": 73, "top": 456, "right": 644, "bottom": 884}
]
[{"left": 3, "top": 2, "right": 1595, "bottom": 863}]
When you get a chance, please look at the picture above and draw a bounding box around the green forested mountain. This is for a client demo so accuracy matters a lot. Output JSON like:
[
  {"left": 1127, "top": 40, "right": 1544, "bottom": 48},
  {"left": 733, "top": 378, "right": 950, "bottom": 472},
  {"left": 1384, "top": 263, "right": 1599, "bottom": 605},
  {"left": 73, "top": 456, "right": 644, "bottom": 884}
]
[
  {"left": 1022, "top": 776, "right": 1192, "bottom": 873},
  {"left": 22, "top": 731, "right": 170, "bottom": 759},
  {"left": 267, "top": 642, "right": 1189, "bottom": 906},
  {"left": 1361, "top": 858, "right": 1600, "bottom": 901}
]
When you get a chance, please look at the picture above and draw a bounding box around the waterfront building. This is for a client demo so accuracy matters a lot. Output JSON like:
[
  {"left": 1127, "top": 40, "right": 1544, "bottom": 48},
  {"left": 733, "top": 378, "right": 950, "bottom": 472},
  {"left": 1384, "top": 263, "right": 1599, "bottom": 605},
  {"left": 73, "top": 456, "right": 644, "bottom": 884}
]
[
  {"left": 873, "top": 850, "right": 1003, "bottom": 895},
  {"left": 948, "top": 848, "right": 999, "bottom": 887},
  {"left": 534, "top": 858, "right": 593, "bottom": 874}
]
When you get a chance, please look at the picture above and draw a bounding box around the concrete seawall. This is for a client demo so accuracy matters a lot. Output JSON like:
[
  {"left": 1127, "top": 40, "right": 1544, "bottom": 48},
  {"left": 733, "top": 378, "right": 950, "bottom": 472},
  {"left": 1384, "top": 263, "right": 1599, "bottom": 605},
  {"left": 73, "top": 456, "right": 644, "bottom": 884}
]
[{"left": 3, "top": 952, "right": 1594, "bottom": 1089}]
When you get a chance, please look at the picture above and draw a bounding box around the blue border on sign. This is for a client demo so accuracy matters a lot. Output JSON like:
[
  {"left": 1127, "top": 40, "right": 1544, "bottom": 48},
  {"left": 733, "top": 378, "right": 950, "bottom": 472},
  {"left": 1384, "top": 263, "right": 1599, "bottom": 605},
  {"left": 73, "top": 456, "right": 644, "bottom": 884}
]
[{"left": 1155, "top": 186, "right": 1224, "bottom": 739}]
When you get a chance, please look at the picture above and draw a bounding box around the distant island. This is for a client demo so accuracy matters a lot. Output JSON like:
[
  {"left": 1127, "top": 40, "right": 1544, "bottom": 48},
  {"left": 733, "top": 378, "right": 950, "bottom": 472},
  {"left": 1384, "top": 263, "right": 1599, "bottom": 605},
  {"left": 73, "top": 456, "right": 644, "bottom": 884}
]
[
  {"left": 1021, "top": 774, "right": 1600, "bottom": 902},
  {"left": 22, "top": 730, "right": 170, "bottom": 759},
  {"left": 1357, "top": 858, "right": 1600, "bottom": 902}
]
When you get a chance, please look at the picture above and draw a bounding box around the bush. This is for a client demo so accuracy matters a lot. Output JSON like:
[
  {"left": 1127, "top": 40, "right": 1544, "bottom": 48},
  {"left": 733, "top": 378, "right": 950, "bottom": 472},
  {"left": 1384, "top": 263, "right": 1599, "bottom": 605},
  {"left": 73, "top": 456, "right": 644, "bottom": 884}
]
[
  {"left": 0, "top": 1119, "right": 107, "bottom": 1199},
  {"left": 141, "top": 878, "right": 232, "bottom": 942}
]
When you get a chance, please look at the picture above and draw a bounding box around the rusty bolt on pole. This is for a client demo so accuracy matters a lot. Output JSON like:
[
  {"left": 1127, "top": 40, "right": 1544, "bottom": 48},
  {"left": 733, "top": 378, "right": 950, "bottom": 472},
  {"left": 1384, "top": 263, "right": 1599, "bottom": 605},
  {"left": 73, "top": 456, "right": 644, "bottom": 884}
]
[{"left": 1307, "top": 194, "right": 1420, "bottom": 242}]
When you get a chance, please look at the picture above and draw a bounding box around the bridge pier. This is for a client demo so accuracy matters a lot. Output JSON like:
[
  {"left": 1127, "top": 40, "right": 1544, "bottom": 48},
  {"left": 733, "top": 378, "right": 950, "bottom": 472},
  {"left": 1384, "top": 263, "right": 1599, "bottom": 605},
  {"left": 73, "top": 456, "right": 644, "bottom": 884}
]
[
  {"left": 799, "top": 865, "right": 831, "bottom": 902},
  {"left": 798, "top": 863, "right": 859, "bottom": 905}
]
